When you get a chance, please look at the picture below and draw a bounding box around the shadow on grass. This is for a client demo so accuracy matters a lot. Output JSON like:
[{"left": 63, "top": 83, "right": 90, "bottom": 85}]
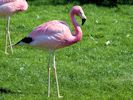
[
  {"left": 0, "top": 87, "right": 14, "bottom": 94},
  {"left": 0, "top": 87, "right": 44, "bottom": 95}
]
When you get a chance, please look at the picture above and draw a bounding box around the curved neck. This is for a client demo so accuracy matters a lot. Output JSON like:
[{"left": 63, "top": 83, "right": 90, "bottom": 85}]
[{"left": 70, "top": 12, "right": 82, "bottom": 42}]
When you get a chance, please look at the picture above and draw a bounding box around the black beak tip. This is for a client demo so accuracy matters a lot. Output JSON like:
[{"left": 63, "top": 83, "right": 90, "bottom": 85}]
[{"left": 82, "top": 18, "right": 86, "bottom": 25}]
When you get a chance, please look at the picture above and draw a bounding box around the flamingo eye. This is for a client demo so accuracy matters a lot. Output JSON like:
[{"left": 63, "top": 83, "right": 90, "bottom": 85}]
[
  {"left": 79, "top": 10, "right": 84, "bottom": 16},
  {"left": 78, "top": 11, "right": 82, "bottom": 16}
]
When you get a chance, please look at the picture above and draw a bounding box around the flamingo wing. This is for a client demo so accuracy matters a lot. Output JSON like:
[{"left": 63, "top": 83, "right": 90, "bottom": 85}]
[
  {"left": 29, "top": 20, "right": 72, "bottom": 39},
  {"left": 0, "top": 0, "right": 16, "bottom": 5},
  {"left": 28, "top": 20, "right": 73, "bottom": 49}
]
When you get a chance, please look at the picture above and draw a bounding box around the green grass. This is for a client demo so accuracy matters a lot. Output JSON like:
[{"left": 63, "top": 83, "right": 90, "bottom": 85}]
[{"left": 0, "top": 1, "right": 133, "bottom": 100}]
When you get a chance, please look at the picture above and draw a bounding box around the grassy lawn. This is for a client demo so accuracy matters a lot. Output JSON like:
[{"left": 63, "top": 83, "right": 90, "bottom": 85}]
[{"left": 0, "top": 1, "right": 133, "bottom": 100}]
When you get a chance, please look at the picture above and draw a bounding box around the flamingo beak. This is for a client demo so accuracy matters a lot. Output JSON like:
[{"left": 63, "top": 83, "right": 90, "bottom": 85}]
[
  {"left": 79, "top": 13, "right": 86, "bottom": 25},
  {"left": 82, "top": 18, "right": 86, "bottom": 25}
]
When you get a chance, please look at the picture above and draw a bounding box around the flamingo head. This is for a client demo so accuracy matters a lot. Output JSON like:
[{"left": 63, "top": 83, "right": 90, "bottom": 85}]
[{"left": 70, "top": 6, "right": 87, "bottom": 25}]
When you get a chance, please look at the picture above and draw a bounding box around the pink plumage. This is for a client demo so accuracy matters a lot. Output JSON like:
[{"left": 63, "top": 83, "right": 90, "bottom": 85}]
[
  {"left": 0, "top": 0, "right": 16, "bottom": 5},
  {"left": 28, "top": 20, "right": 77, "bottom": 49},
  {"left": 16, "top": 6, "right": 86, "bottom": 98},
  {"left": 0, "top": 0, "right": 28, "bottom": 54},
  {"left": 0, "top": 0, "right": 28, "bottom": 16}
]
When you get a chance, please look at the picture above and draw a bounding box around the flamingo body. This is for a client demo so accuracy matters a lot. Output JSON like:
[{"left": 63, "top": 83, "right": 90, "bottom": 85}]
[
  {"left": 28, "top": 20, "right": 77, "bottom": 50},
  {"left": 0, "top": 0, "right": 28, "bottom": 54},
  {"left": 0, "top": 0, "right": 28, "bottom": 17}
]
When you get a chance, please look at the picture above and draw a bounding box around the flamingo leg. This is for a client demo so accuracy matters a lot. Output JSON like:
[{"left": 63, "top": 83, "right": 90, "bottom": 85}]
[
  {"left": 48, "top": 52, "right": 52, "bottom": 97},
  {"left": 52, "top": 52, "right": 63, "bottom": 98},
  {"left": 5, "top": 16, "right": 13, "bottom": 54},
  {"left": 5, "top": 28, "right": 8, "bottom": 54}
]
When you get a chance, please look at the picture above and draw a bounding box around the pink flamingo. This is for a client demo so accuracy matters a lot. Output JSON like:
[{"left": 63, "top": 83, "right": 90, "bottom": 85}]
[
  {"left": 15, "top": 6, "right": 86, "bottom": 98},
  {"left": 0, "top": 0, "right": 28, "bottom": 54}
]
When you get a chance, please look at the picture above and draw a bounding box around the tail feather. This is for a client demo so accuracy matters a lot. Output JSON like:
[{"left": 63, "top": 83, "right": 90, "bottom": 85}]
[{"left": 15, "top": 37, "right": 33, "bottom": 46}]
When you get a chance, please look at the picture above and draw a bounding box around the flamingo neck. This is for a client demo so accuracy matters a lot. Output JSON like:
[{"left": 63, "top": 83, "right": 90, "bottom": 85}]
[{"left": 70, "top": 13, "right": 82, "bottom": 43}]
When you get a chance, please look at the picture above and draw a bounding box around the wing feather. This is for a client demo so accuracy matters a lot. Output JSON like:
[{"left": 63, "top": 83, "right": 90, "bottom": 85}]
[
  {"left": 0, "top": 0, "right": 16, "bottom": 5},
  {"left": 29, "top": 20, "right": 71, "bottom": 38}
]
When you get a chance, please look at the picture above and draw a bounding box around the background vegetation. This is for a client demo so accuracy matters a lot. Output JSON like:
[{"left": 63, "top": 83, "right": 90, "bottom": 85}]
[
  {"left": 0, "top": 0, "right": 133, "bottom": 100},
  {"left": 27, "top": 0, "right": 133, "bottom": 5}
]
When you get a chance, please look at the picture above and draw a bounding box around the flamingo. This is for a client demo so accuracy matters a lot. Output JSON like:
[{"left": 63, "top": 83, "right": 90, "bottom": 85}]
[
  {"left": 0, "top": 0, "right": 28, "bottom": 54},
  {"left": 15, "top": 6, "right": 86, "bottom": 98}
]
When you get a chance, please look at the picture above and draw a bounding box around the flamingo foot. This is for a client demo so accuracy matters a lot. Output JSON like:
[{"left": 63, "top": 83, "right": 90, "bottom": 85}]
[
  {"left": 58, "top": 95, "right": 63, "bottom": 98},
  {"left": 5, "top": 51, "right": 9, "bottom": 55}
]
